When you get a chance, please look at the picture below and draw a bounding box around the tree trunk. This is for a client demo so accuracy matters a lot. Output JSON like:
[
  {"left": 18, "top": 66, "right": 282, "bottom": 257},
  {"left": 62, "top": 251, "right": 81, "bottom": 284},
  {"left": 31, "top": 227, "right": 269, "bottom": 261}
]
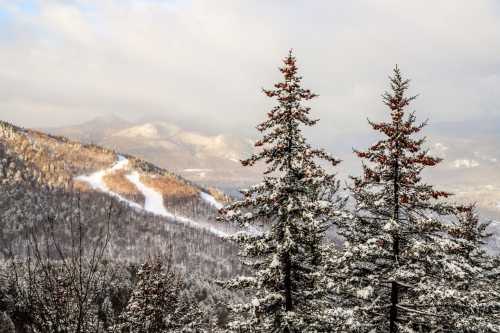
[
  {"left": 389, "top": 238, "right": 399, "bottom": 333},
  {"left": 283, "top": 252, "right": 293, "bottom": 311},
  {"left": 390, "top": 126, "right": 401, "bottom": 333}
]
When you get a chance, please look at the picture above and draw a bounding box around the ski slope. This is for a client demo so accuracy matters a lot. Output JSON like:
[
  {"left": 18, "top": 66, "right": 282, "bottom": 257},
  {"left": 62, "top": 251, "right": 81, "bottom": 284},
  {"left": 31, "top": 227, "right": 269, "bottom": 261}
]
[
  {"left": 75, "top": 155, "right": 142, "bottom": 210},
  {"left": 126, "top": 172, "right": 170, "bottom": 216},
  {"left": 200, "top": 191, "right": 224, "bottom": 209},
  {"left": 75, "top": 155, "right": 227, "bottom": 237}
]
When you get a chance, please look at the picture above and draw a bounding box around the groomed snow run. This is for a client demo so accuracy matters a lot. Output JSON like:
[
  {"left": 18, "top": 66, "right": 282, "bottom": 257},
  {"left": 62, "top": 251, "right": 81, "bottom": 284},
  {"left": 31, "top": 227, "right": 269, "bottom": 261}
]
[
  {"left": 74, "top": 156, "right": 142, "bottom": 210},
  {"left": 126, "top": 172, "right": 170, "bottom": 216},
  {"left": 75, "top": 155, "right": 227, "bottom": 237},
  {"left": 200, "top": 191, "right": 223, "bottom": 210}
]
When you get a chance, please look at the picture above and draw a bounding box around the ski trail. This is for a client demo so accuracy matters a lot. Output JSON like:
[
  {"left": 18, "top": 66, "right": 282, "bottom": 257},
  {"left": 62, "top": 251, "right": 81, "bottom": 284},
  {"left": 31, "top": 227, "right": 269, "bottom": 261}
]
[
  {"left": 75, "top": 155, "right": 228, "bottom": 237},
  {"left": 126, "top": 172, "right": 171, "bottom": 217},
  {"left": 126, "top": 171, "right": 227, "bottom": 237},
  {"left": 75, "top": 156, "right": 142, "bottom": 210},
  {"left": 110, "top": 155, "right": 129, "bottom": 171},
  {"left": 200, "top": 191, "right": 223, "bottom": 209}
]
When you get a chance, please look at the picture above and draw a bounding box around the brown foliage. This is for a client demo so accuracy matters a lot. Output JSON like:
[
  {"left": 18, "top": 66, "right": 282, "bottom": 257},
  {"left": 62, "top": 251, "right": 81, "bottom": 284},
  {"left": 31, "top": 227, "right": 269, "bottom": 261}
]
[
  {"left": 140, "top": 174, "right": 198, "bottom": 201},
  {"left": 103, "top": 170, "right": 145, "bottom": 205}
]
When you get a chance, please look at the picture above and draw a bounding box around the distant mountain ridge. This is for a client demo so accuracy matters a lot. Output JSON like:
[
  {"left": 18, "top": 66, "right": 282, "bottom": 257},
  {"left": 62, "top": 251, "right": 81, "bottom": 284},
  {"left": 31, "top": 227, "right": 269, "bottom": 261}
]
[
  {"left": 44, "top": 116, "right": 500, "bottom": 214},
  {"left": 45, "top": 116, "right": 260, "bottom": 189},
  {"left": 42, "top": 116, "right": 500, "bottom": 253}
]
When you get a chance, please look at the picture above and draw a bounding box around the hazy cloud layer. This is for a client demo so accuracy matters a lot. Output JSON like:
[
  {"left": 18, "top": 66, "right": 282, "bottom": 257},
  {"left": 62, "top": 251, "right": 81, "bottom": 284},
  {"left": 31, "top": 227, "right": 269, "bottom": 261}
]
[{"left": 0, "top": 0, "right": 499, "bottom": 143}]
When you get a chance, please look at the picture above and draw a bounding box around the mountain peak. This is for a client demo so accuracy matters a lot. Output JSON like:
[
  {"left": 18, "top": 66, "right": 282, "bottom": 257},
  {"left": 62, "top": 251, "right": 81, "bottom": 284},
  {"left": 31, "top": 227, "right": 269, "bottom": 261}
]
[
  {"left": 86, "top": 114, "right": 131, "bottom": 127},
  {"left": 113, "top": 123, "right": 161, "bottom": 139}
]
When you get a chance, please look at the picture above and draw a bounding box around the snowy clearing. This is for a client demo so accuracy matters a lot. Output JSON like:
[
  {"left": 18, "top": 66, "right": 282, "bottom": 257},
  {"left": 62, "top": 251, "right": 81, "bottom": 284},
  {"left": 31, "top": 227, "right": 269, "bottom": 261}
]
[
  {"left": 74, "top": 156, "right": 142, "bottom": 210},
  {"left": 126, "top": 171, "right": 170, "bottom": 216},
  {"left": 75, "top": 155, "right": 227, "bottom": 237},
  {"left": 200, "top": 191, "right": 223, "bottom": 210}
]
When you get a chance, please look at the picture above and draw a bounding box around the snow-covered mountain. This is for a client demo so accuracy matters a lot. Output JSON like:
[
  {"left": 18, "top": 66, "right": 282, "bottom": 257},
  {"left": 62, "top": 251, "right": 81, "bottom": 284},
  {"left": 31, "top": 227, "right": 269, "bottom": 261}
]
[
  {"left": 0, "top": 120, "right": 232, "bottom": 238},
  {"left": 0, "top": 119, "right": 246, "bottom": 293},
  {"left": 47, "top": 116, "right": 260, "bottom": 189},
  {"left": 75, "top": 154, "right": 227, "bottom": 237}
]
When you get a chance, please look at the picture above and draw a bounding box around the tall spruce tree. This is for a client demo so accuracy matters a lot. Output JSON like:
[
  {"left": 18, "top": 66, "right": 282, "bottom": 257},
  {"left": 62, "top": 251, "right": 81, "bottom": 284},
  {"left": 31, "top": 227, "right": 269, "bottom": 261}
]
[
  {"left": 218, "top": 50, "right": 343, "bottom": 332},
  {"left": 324, "top": 66, "right": 500, "bottom": 332}
]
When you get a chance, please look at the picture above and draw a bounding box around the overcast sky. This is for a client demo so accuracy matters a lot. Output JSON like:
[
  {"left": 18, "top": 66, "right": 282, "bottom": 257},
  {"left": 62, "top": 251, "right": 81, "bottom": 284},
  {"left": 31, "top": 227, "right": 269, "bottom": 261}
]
[{"left": 0, "top": 0, "right": 499, "bottom": 141}]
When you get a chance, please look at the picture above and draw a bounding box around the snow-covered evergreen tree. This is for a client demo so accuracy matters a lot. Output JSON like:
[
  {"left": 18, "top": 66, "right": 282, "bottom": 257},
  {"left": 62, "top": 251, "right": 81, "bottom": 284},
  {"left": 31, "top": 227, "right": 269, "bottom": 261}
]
[
  {"left": 324, "top": 66, "right": 500, "bottom": 332},
  {"left": 446, "top": 204, "right": 500, "bottom": 331},
  {"left": 218, "top": 50, "right": 344, "bottom": 332},
  {"left": 113, "top": 256, "right": 207, "bottom": 333}
]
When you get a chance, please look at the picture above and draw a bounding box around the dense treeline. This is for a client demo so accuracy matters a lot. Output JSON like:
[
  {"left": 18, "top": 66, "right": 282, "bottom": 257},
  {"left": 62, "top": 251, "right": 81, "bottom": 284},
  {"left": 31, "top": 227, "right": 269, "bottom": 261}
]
[
  {"left": 1, "top": 51, "right": 499, "bottom": 332},
  {"left": 0, "top": 197, "right": 240, "bottom": 332}
]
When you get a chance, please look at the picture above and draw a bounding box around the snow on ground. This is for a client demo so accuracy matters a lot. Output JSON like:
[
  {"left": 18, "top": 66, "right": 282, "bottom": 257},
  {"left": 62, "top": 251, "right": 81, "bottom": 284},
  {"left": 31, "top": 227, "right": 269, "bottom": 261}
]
[
  {"left": 75, "top": 156, "right": 142, "bottom": 210},
  {"left": 75, "top": 155, "right": 227, "bottom": 237},
  {"left": 200, "top": 191, "right": 224, "bottom": 210},
  {"left": 110, "top": 155, "right": 129, "bottom": 171},
  {"left": 126, "top": 172, "right": 170, "bottom": 216},
  {"left": 184, "top": 168, "right": 212, "bottom": 172}
]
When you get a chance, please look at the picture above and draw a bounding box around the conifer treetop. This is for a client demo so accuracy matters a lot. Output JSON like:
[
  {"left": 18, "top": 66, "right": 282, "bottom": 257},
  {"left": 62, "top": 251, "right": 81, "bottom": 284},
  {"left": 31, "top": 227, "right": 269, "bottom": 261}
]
[
  {"left": 352, "top": 65, "right": 452, "bottom": 211},
  {"left": 243, "top": 49, "right": 340, "bottom": 175}
]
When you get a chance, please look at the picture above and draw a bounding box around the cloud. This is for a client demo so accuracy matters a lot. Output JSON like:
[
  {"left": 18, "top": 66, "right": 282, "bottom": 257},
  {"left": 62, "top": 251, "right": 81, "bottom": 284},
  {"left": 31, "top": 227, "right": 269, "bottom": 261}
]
[{"left": 0, "top": 0, "right": 499, "bottom": 146}]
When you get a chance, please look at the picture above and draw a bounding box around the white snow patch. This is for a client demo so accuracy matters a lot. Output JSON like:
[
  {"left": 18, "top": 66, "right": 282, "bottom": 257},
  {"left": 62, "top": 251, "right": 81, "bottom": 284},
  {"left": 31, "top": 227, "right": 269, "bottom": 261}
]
[
  {"left": 356, "top": 285, "right": 374, "bottom": 300},
  {"left": 110, "top": 155, "right": 129, "bottom": 171},
  {"left": 76, "top": 156, "right": 227, "bottom": 237},
  {"left": 126, "top": 172, "right": 170, "bottom": 216},
  {"left": 183, "top": 168, "right": 211, "bottom": 178},
  {"left": 382, "top": 218, "right": 399, "bottom": 232},
  {"left": 200, "top": 191, "right": 224, "bottom": 209},
  {"left": 184, "top": 168, "right": 212, "bottom": 172},
  {"left": 113, "top": 123, "right": 160, "bottom": 139},
  {"left": 451, "top": 159, "right": 479, "bottom": 169},
  {"left": 75, "top": 156, "right": 142, "bottom": 210}
]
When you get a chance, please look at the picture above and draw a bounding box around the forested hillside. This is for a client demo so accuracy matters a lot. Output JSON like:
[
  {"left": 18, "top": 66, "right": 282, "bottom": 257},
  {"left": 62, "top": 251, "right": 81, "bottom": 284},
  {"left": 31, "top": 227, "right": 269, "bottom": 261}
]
[{"left": 0, "top": 120, "right": 242, "bottom": 331}]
